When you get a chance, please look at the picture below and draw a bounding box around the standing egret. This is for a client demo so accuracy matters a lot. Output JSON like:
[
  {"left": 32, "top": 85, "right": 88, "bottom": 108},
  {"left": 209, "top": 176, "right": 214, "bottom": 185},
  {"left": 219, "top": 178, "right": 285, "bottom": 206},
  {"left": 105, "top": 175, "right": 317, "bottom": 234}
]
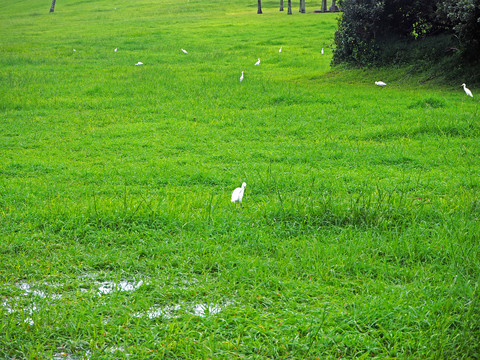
[
  {"left": 375, "top": 81, "right": 387, "bottom": 88},
  {"left": 279, "top": 46, "right": 282, "bottom": 53},
  {"left": 255, "top": 58, "right": 261, "bottom": 66},
  {"left": 135, "top": 62, "right": 143, "bottom": 66},
  {"left": 231, "top": 182, "right": 247, "bottom": 205},
  {"left": 73, "top": 49, "right": 76, "bottom": 52},
  {"left": 321, "top": 48, "right": 324, "bottom": 55},
  {"left": 240, "top": 71, "right": 244, "bottom": 82},
  {"left": 461, "top": 83, "right": 473, "bottom": 97},
  {"left": 114, "top": 48, "right": 117, "bottom": 52},
  {"left": 181, "top": 49, "right": 188, "bottom": 54}
]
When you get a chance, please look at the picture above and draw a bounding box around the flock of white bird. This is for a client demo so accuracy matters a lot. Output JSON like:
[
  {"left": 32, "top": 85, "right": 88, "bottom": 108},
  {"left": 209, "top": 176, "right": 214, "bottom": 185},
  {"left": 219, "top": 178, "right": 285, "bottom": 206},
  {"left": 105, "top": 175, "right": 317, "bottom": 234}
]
[
  {"left": 375, "top": 80, "right": 473, "bottom": 97},
  {"left": 239, "top": 47, "right": 324, "bottom": 82},
  {"left": 73, "top": 46, "right": 475, "bottom": 99},
  {"left": 77, "top": 47, "right": 474, "bottom": 205},
  {"left": 106, "top": 46, "right": 476, "bottom": 98}
]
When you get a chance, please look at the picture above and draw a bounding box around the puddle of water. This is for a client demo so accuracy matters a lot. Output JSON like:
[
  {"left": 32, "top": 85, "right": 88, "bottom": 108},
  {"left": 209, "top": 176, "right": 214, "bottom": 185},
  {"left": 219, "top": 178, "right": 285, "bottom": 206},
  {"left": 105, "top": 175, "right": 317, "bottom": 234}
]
[
  {"left": 2, "top": 275, "right": 228, "bottom": 327},
  {"left": 52, "top": 352, "right": 87, "bottom": 360},
  {"left": 97, "top": 279, "right": 145, "bottom": 295},
  {"left": 1, "top": 283, "right": 63, "bottom": 318},
  {"left": 135, "top": 300, "right": 234, "bottom": 320},
  {"left": 1, "top": 278, "right": 146, "bottom": 320},
  {"left": 176, "top": 278, "right": 199, "bottom": 289},
  {"left": 1, "top": 299, "right": 14, "bottom": 314},
  {"left": 192, "top": 303, "right": 223, "bottom": 317},
  {"left": 107, "top": 346, "right": 125, "bottom": 353},
  {"left": 53, "top": 353, "right": 71, "bottom": 360},
  {"left": 17, "top": 282, "right": 63, "bottom": 299},
  {"left": 140, "top": 304, "right": 182, "bottom": 319},
  {"left": 2, "top": 298, "right": 38, "bottom": 315}
]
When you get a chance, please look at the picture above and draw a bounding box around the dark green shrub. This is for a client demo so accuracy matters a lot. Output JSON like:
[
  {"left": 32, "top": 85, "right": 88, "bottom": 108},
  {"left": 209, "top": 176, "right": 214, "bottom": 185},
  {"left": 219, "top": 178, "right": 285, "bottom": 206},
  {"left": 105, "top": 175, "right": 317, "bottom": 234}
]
[
  {"left": 333, "top": 0, "right": 480, "bottom": 66},
  {"left": 332, "top": 0, "right": 385, "bottom": 66},
  {"left": 436, "top": 0, "right": 480, "bottom": 57}
]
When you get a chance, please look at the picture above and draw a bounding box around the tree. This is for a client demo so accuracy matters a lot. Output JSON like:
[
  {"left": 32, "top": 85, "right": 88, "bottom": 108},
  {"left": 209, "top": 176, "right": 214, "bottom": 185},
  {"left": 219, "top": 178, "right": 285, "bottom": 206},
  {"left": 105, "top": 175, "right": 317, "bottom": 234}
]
[
  {"left": 280, "top": 0, "right": 284, "bottom": 11},
  {"left": 329, "top": 0, "right": 339, "bottom": 12},
  {"left": 332, "top": 0, "right": 384, "bottom": 65},
  {"left": 321, "top": 0, "right": 327, "bottom": 12},
  {"left": 257, "top": 0, "right": 262, "bottom": 14},
  {"left": 299, "top": 0, "right": 305, "bottom": 13},
  {"left": 49, "top": 0, "right": 56, "bottom": 12},
  {"left": 288, "top": 0, "right": 292, "bottom": 14},
  {"left": 437, "top": 0, "right": 480, "bottom": 56},
  {"left": 332, "top": 0, "right": 480, "bottom": 65}
]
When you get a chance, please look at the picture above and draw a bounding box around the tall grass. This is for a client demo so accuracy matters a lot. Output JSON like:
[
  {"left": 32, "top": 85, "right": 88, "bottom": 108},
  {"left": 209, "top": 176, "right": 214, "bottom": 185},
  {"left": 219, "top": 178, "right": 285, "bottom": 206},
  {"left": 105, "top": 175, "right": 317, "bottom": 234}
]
[{"left": 1, "top": 0, "right": 479, "bottom": 358}]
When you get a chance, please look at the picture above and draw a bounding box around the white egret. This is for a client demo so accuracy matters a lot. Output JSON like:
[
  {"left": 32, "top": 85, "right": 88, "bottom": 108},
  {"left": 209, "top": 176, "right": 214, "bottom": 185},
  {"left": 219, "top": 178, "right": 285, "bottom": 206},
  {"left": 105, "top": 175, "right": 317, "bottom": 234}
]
[
  {"left": 114, "top": 48, "right": 117, "bottom": 52},
  {"left": 461, "top": 83, "right": 473, "bottom": 97},
  {"left": 321, "top": 48, "right": 324, "bottom": 55},
  {"left": 255, "top": 58, "right": 260, "bottom": 66},
  {"left": 181, "top": 49, "right": 188, "bottom": 54},
  {"left": 279, "top": 46, "right": 282, "bottom": 53},
  {"left": 73, "top": 49, "right": 76, "bottom": 52},
  {"left": 375, "top": 81, "right": 387, "bottom": 88},
  {"left": 231, "top": 182, "right": 247, "bottom": 205},
  {"left": 135, "top": 62, "right": 143, "bottom": 66},
  {"left": 240, "top": 71, "right": 244, "bottom": 82}
]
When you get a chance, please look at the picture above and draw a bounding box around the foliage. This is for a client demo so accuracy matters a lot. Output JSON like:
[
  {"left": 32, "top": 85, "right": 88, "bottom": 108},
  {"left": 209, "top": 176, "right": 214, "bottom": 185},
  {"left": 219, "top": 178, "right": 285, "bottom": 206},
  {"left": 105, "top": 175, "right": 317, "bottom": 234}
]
[
  {"left": 332, "top": 0, "right": 384, "bottom": 65},
  {"left": 333, "top": 0, "right": 480, "bottom": 66},
  {"left": 436, "top": 0, "right": 480, "bottom": 57}
]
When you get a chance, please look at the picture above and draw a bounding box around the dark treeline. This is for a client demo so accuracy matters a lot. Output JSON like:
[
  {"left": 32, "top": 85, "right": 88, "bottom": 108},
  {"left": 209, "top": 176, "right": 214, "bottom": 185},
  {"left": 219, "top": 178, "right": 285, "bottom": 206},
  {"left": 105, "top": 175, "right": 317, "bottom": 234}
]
[
  {"left": 333, "top": 0, "right": 480, "bottom": 66},
  {"left": 258, "top": 0, "right": 338, "bottom": 14}
]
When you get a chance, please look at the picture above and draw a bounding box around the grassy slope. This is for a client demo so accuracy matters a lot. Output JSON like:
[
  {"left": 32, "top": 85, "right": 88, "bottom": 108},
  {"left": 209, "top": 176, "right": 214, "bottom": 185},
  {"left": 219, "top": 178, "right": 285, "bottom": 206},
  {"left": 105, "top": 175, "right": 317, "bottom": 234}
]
[{"left": 1, "top": 0, "right": 479, "bottom": 359}]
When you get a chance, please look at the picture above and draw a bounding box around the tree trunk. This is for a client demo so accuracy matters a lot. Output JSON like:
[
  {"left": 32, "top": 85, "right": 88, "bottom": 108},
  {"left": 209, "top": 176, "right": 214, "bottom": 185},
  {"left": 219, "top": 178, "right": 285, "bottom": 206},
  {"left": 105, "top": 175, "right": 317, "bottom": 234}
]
[
  {"left": 329, "top": 0, "right": 338, "bottom": 12},
  {"left": 49, "top": 0, "right": 56, "bottom": 12},
  {"left": 257, "top": 0, "right": 262, "bottom": 14},
  {"left": 321, "top": 0, "right": 327, "bottom": 12},
  {"left": 280, "top": 0, "right": 284, "bottom": 11},
  {"left": 299, "top": 0, "right": 305, "bottom": 13},
  {"left": 288, "top": 0, "right": 292, "bottom": 14}
]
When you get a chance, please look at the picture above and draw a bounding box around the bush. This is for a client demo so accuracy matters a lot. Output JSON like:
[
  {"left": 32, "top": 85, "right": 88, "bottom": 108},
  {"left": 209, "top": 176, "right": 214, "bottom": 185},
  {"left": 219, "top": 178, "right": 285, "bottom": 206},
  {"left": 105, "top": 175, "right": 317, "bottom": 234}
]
[
  {"left": 331, "top": 0, "right": 385, "bottom": 66},
  {"left": 437, "top": 0, "right": 480, "bottom": 58},
  {"left": 332, "top": 0, "right": 480, "bottom": 66}
]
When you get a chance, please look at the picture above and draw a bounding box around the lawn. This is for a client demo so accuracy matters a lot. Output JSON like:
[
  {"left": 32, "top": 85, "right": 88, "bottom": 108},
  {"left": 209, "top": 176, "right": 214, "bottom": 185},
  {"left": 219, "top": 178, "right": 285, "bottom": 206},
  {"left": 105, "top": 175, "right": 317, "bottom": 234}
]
[{"left": 0, "top": 0, "right": 479, "bottom": 358}]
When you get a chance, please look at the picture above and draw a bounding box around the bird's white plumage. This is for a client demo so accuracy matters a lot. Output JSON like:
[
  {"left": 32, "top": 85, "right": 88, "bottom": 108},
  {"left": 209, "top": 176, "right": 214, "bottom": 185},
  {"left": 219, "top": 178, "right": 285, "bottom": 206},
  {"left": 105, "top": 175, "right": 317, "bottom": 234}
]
[
  {"left": 321, "top": 48, "right": 324, "bottom": 55},
  {"left": 461, "top": 83, "right": 473, "bottom": 97},
  {"left": 231, "top": 182, "right": 247, "bottom": 204},
  {"left": 240, "top": 71, "right": 244, "bottom": 82},
  {"left": 375, "top": 81, "right": 387, "bottom": 87},
  {"left": 255, "top": 58, "right": 260, "bottom": 66},
  {"left": 135, "top": 62, "right": 143, "bottom": 66},
  {"left": 181, "top": 49, "right": 188, "bottom": 54},
  {"left": 73, "top": 49, "right": 76, "bottom": 52},
  {"left": 114, "top": 48, "right": 117, "bottom": 52},
  {"left": 279, "top": 46, "right": 282, "bottom": 53}
]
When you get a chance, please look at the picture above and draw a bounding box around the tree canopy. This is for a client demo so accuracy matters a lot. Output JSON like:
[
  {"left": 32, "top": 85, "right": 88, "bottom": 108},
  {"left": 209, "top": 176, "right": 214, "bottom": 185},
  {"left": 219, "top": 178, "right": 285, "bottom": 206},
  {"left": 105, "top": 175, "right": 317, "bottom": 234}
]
[{"left": 333, "top": 0, "right": 480, "bottom": 66}]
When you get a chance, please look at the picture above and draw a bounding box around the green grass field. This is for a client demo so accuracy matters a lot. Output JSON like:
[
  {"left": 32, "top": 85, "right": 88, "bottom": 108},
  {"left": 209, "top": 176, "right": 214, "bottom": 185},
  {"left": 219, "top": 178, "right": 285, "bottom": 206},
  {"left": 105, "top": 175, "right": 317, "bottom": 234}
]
[{"left": 1, "top": 0, "right": 479, "bottom": 358}]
